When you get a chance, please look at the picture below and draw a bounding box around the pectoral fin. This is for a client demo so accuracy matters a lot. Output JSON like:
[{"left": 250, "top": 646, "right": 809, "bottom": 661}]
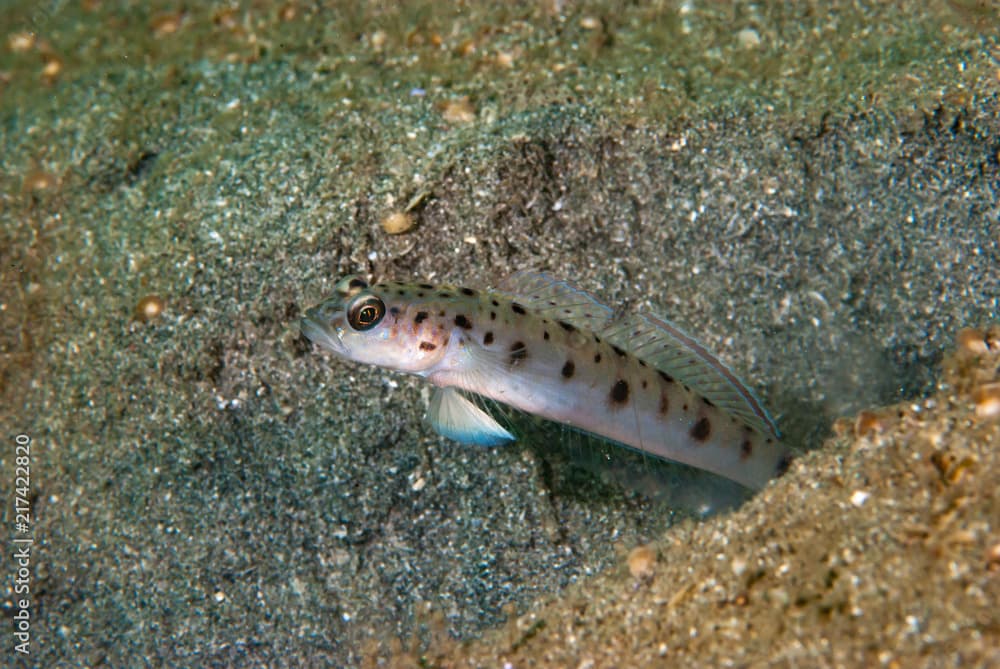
[{"left": 427, "top": 387, "right": 515, "bottom": 446}]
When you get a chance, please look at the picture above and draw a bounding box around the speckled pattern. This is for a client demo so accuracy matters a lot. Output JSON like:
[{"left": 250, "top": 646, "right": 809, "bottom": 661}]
[
  {"left": 301, "top": 276, "right": 790, "bottom": 489},
  {"left": 444, "top": 330, "right": 1000, "bottom": 668},
  {"left": 0, "top": 1, "right": 997, "bottom": 667}
]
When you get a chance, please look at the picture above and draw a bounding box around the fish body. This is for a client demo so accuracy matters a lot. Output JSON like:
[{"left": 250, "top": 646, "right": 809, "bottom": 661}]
[{"left": 301, "top": 273, "right": 791, "bottom": 490}]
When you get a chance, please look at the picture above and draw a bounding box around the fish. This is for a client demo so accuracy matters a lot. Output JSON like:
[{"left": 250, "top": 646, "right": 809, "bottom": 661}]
[{"left": 300, "top": 272, "right": 792, "bottom": 490}]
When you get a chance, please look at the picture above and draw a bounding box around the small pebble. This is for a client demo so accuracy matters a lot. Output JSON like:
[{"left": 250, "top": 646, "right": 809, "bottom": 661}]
[
  {"left": 8, "top": 31, "right": 36, "bottom": 53},
  {"left": 972, "top": 383, "right": 1000, "bottom": 419},
  {"left": 986, "top": 542, "right": 1000, "bottom": 570},
  {"left": 495, "top": 50, "right": 515, "bottom": 69},
  {"left": 455, "top": 38, "right": 476, "bottom": 57},
  {"left": 23, "top": 170, "right": 58, "bottom": 192},
  {"left": 135, "top": 295, "right": 166, "bottom": 322},
  {"left": 441, "top": 97, "right": 476, "bottom": 124},
  {"left": 381, "top": 211, "right": 415, "bottom": 235},
  {"left": 854, "top": 410, "right": 885, "bottom": 437},
  {"left": 737, "top": 28, "right": 762, "bottom": 49},
  {"left": 151, "top": 12, "right": 184, "bottom": 37},
  {"left": 41, "top": 55, "right": 62, "bottom": 82},
  {"left": 213, "top": 8, "right": 239, "bottom": 29},
  {"left": 627, "top": 544, "right": 657, "bottom": 580},
  {"left": 956, "top": 327, "right": 989, "bottom": 355}
]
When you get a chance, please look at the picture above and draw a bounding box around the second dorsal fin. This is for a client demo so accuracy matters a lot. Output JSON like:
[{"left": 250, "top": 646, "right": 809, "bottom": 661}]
[
  {"left": 497, "top": 271, "right": 780, "bottom": 438},
  {"left": 600, "top": 313, "right": 780, "bottom": 438}
]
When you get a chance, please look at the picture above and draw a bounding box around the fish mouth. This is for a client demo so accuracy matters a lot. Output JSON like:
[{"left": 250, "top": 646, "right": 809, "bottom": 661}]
[{"left": 300, "top": 311, "right": 344, "bottom": 355}]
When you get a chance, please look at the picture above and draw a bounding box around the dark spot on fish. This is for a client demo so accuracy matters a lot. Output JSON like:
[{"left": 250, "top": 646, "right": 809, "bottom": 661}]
[
  {"left": 483, "top": 332, "right": 494, "bottom": 346},
  {"left": 419, "top": 341, "right": 437, "bottom": 351},
  {"left": 443, "top": 336, "right": 450, "bottom": 347},
  {"left": 397, "top": 289, "right": 407, "bottom": 296},
  {"left": 419, "top": 283, "right": 434, "bottom": 290},
  {"left": 490, "top": 311, "right": 497, "bottom": 321},
  {"left": 460, "top": 287, "right": 476, "bottom": 296},
  {"left": 414, "top": 311, "right": 429, "bottom": 324},
  {"left": 509, "top": 341, "right": 528, "bottom": 365},
  {"left": 776, "top": 453, "right": 793, "bottom": 476},
  {"left": 690, "top": 417, "right": 711, "bottom": 442},
  {"left": 349, "top": 278, "right": 368, "bottom": 290},
  {"left": 491, "top": 299, "right": 500, "bottom": 307},
  {"left": 683, "top": 403, "right": 689, "bottom": 411},
  {"left": 438, "top": 292, "right": 451, "bottom": 299},
  {"left": 561, "top": 360, "right": 575, "bottom": 378},
  {"left": 703, "top": 397, "right": 715, "bottom": 408},
  {"left": 543, "top": 330, "right": 550, "bottom": 341},
  {"left": 740, "top": 439, "right": 753, "bottom": 460},
  {"left": 417, "top": 292, "right": 426, "bottom": 298},
  {"left": 438, "top": 310, "right": 445, "bottom": 317},
  {"left": 558, "top": 320, "right": 575, "bottom": 332},
  {"left": 389, "top": 306, "right": 400, "bottom": 316},
  {"left": 639, "top": 359, "right": 647, "bottom": 367},
  {"left": 641, "top": 380, "right": 647, "bottom": 389},
  {"left": 658, "top": 370, "right": 673, "bottom": 383},
  {"left": 612, "top": 345, "right": 626, "bottom": 357},
  {"left": 609, "top": 380, "right": 629, "bottom": 405},
  {"left": 511, "top": 302, "right": 526, "bottom": 315},
  {"left": 454, "top": 314, "right": 473, "bottom": 329},
  {"left": 659, "top": 391, "right": 670, "bottom": 415},
  {"left": 594, "top": 353, "right": 602, "bottom": 364},
  {"left": 594, "top": 335, "right": 602, "bottom": 343}
]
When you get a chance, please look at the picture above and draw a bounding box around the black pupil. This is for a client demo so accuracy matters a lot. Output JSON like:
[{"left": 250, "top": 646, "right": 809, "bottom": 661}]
[{"left": 350, "top": 296, "right": 384, "bottom": 330}]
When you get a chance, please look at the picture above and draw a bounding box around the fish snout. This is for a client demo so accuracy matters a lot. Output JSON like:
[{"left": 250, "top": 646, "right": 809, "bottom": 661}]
[{"left": 300, "top": 303, "right": 346, "bottom": 354}]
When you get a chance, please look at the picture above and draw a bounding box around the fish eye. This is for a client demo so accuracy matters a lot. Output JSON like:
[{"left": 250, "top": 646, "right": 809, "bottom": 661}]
[{"left": 347, "top": 295, "right": 385, "bottom": 331}]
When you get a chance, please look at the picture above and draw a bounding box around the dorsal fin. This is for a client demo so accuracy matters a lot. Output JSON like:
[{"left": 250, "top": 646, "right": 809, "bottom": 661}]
[
  {"left": 496, "top": 271, "right": 614, "bottom": 331},
  {"left": 600, "top": 313, "right": 780, "bottom": 438},
  {"left": 497, "top": 271, "right": 779, "bottom": 439}
]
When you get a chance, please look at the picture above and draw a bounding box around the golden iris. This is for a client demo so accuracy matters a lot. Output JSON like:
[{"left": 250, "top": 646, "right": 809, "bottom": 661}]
[{"left": 347, "top": 295, "right": 385, "bottom": 331}]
